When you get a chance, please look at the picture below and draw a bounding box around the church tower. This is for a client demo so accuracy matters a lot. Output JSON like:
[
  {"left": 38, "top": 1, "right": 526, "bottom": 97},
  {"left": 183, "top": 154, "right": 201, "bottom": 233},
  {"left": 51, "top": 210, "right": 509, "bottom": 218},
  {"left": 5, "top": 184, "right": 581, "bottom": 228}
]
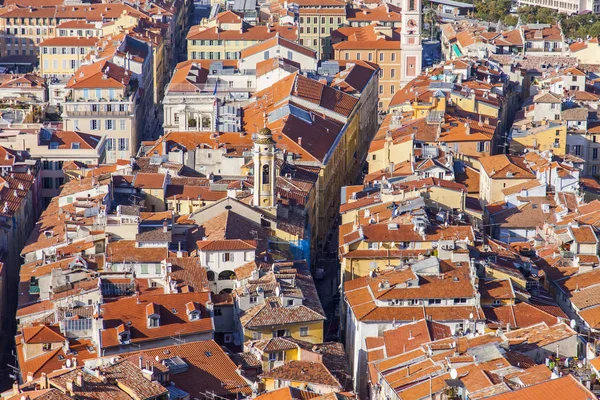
[
  {"left": 253, "top": 126, "right": 277, "bottom": 210},
  {"left": 400, "top": 0, "right": 423, "bottom": 85}
]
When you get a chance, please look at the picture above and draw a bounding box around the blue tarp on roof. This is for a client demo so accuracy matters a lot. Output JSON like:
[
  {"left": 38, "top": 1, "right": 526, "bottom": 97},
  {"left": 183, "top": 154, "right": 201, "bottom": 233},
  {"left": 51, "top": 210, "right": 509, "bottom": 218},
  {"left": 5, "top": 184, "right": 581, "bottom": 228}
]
[{"left": 452, "top": 44, "right": 463, "bottom": 57}]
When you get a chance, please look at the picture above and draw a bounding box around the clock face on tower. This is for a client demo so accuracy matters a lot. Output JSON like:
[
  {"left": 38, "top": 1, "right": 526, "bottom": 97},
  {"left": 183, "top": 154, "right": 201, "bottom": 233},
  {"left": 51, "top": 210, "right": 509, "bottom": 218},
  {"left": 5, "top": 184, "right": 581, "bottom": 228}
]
[{"left": 407, "top": 19, "right": 418, "bottom": 29}]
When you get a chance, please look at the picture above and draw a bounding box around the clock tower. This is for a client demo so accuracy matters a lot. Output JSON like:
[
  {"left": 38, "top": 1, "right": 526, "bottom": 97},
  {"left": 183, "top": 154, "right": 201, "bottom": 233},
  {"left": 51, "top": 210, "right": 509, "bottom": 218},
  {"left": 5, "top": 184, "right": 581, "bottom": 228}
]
[{"left": 400, "top": 0, "right": 423, "bottom": 85}]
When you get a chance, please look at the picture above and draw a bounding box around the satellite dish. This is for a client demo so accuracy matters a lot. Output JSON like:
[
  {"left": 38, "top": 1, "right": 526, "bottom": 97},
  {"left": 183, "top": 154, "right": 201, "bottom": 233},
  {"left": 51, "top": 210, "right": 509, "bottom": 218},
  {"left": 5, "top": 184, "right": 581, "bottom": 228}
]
[
  {"left": 570, "top": 319, "right": 577, "bottom": 329},
  {"left": 469, "top": 313, "right": 474, "bottom": 320},
  {"left": 110, "top": 357, "right": 117, "bottom": 365},
  {"left": 66, "top": 359, "right": 72, "bottom": 368},
  {"left": 450, "top": 369, "right": 458, "bottom": 380},
  {"left": 155, "top": 355, "right": 160, "bottom": 362}
]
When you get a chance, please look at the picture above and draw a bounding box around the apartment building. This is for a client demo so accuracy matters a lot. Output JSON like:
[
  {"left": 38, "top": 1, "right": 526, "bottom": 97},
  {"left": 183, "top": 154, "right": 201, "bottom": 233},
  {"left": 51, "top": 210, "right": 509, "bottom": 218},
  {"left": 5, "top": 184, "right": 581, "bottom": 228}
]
[
  {"left": 187, "top": 11, "right": 298, "bottom": 60},
  {"left": 39, "top": 36, "right": 97, "bottom": 78},
  {"left": 332, "top": 25, "right": 400, "bottom": 110},
  {"left": 0, "top": 128, "right": 106, "bottom": 206},
  {"left": 0, "top": 4, "right": 142, "bottom": 57},
  {"left": 0, "top": 73, "right": 46, "bottom": 103},
  {"left": 61, "top": 60, "right": 141, "bottom": 163},
  {"left": 343, "top": 257, "right": 485, "bottom": 397},
  {"left": 298, "top": 4, "right": 347, "bottom": 59},
  {"left": 517, "top": 0, "right": 599, "bottom": 14}
]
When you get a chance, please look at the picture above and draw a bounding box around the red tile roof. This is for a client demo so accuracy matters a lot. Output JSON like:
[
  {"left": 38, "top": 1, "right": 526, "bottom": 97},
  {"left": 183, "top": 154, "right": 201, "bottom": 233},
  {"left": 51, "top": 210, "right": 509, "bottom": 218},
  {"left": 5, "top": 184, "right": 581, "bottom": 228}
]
[{"left": 100, "top": 292, "right": 213, "bottom": 349}]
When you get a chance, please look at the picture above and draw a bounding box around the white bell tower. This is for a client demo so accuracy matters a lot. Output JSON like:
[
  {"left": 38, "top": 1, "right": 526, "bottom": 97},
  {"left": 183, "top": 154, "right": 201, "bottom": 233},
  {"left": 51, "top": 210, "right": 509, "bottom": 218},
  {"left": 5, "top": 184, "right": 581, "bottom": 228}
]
[
  {"left": 253, "top": 126, "right": 277, "bottom": 210},
  {"left": 400, "top": 0, "right": 423, "bottom": 85}
]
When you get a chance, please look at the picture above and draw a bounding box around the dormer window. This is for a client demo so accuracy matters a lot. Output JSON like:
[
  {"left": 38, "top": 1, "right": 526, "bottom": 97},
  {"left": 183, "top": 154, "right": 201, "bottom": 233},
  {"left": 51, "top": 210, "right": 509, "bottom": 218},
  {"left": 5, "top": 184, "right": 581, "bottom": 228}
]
[
  {"left": 185, "top": 302, "right": 201, "bottom": 321},
  {"left": 49, "top": 142, "right": 59, "bottom": 149},
  {"left": 72, "top": 142, "right": 80, "bottom": 149},
  {"left": 146, "top": 302, "right": 160, "bottom": 328},
  {"left": 118, "top": 330, "right": 130, "bottom": 344}
]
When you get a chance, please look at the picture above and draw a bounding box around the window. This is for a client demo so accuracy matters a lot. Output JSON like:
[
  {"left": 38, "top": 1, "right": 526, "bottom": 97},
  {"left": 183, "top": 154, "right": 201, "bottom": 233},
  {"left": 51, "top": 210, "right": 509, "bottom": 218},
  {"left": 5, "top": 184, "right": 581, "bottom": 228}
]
[
  {"left": 453, "top": 298, "right": 467, "bottom": 304},
  {"left": 263, "top": 50, "right": 269, "bottom": 60},
  {"left": 287, "top": 50, "right": 293, "bottom": 60},
  {"left": 572, "top": 76, "right": 577, "bottom": 82},
  {"left": 148, "top": 317, "right": 159, "bottom": 327},
  {"left": 155, "top": 264, "right": 162, "bottom": 274},
  {"left": 287, "top": 299, "right": 294, "bottom": 306},
  {"left": 249, "top": 296, "right": 258, "bottom": 303},
  {"left": 356, "top": 52, "right": 361, "bottom": 60},
  {"left": 492, "top": 299, "right": 502, "bottom": 306},
  {"left": 223, "top": 252, "right": 232, "bottom": 262},
  {"left": 90, "top": 120, "right": 99, "bottom": 130},
  {"left": 379, "top": 85, "right": 383, "bottom": 94},
  {"left": 141, "top": 264, "right": 149, "bottom": 274},
  {"left": 120, "top": 119, "right": 126, "bottom": 130},
  {"left": 390, "top": 85, "right": 395, "bottom": 94},
  {"left": 391, "top": 53, "right": 396, "bottom": 62},
  {"left": 477, "top": 142, "right": 486, "bottom": 152},
  {"left": 118, "top": 138, "right": 129, "bottom": 151},
  {"left": 379, "top": 52, "right": 384, "bottom": 62},
  {"left": 556, "top": 130, "right": 560, "bottom": 136},
  {"left": 105, "top": 119, "right": 114, "bottom": 130},
  {"left": 106, "top": 138, "right": 115, "bottom": 151},
  {"left": 593, "top": 148, "right": 598, "bottom": 160},
  {"left": 42, "top": 177, "right": 53, "bottom": 189},
  {"left": 368, "top": 242, "right": 378, "bottom": 249},
  {"left": 428, "top": 299, "right": 442, "bottom": 305},
  {"left": 42, "top": 343, "right": 51, "bottom": 351},
  {"left": 345, "top": 52, "right": 349, "bottom": 60},
  {"left": 368, "top": 52, "right": 372, "bottom": 61},
  {"left": 42, "top": 160, "right": 51, "bottom": 170},
  {"left": 55, "top": 177, "right": 64, "bottom": 188},
  {"left": 300, "top": 327, "right": 309, "bottom": 336}
]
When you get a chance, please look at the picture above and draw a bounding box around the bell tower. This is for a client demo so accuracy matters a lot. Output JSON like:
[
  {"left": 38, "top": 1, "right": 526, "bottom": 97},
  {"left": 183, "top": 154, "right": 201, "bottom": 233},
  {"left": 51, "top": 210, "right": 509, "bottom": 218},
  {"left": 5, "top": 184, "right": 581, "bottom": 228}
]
[
  {"left": 253, "top": 126, "right": 277, "bottom": 210},
  {"left": 400, "top": 0, "right": 423, "bottom": 85}
]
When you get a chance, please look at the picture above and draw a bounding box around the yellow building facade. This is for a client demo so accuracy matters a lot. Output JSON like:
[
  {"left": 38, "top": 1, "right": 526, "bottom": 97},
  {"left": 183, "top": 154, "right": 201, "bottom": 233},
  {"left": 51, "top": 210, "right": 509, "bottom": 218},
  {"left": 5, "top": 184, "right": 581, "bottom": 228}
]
[
  {"left": 244, "top": 320, "right": 324, "bottom": 345},
  {"left": 39, "top": 37, "right": 97, "bottom": 78},
  {"left": 510, "top": 122, "right": 567, "bottom": 156}
]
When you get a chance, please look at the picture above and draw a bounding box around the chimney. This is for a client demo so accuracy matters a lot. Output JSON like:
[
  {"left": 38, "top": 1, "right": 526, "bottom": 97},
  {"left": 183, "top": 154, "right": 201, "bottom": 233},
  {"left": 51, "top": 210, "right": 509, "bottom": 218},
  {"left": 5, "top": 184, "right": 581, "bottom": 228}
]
[
  {"left": 66, "top": 380, "right": 75, "bottom": 395},
  {"left": 139, "top": 355, "right": 143, "bottom": 369},
  {"left": 75, "top": 372, "right": 84, "bottom": 389},
  {"left": 465, "top": 121, "right": 470, "bottom": 135},
  {"left": 26, "top": 372, "right": 34, "bottom": 382},
  {"left": 40, "top": 373, "right": 49, "bottom": 390},
  {"left": 12, "top": 381, "right": 20, "bottom": 395},
  {"left": 298, "top": 137, "right": 302, "bottom": 146},
  {"left": 162, "top": 138, "right": 167, "bottom": 154},
  {"left": 163, "top": 221, "right": 168, "bottom": 233}
]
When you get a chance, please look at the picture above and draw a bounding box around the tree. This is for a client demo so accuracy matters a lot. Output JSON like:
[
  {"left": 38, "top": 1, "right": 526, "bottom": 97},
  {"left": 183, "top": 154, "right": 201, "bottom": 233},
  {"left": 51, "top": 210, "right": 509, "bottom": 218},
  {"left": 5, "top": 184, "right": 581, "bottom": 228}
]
[{"left": 503, "top": 15, "right": 518, "bottom": 27}]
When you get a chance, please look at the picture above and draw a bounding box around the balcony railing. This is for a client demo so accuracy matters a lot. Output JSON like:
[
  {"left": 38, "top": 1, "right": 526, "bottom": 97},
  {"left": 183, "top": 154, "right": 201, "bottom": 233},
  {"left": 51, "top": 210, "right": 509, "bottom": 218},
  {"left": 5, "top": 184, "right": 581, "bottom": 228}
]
[{"left": 63, "top": 110, "right": 131, "bottom": 116}]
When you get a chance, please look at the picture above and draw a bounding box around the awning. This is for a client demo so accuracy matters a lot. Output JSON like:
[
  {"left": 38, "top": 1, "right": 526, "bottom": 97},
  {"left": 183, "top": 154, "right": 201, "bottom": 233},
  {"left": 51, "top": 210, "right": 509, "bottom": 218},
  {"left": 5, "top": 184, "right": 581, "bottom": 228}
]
[{"left": 452, "top": 44, "right": 463, "bottom": 57}]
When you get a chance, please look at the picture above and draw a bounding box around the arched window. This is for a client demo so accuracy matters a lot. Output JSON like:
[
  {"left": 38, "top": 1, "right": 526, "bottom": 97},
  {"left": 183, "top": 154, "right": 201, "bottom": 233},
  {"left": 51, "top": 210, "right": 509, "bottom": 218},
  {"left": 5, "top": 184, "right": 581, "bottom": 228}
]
[
  {"left": 262, "top": 164, "right": 270, "bottom": 185},
  {"left": 409, "top": 0, "right": 415, "bottom": 10},
  {"left": 207, "top": 270, "right": 215, "bottom": 281}
]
